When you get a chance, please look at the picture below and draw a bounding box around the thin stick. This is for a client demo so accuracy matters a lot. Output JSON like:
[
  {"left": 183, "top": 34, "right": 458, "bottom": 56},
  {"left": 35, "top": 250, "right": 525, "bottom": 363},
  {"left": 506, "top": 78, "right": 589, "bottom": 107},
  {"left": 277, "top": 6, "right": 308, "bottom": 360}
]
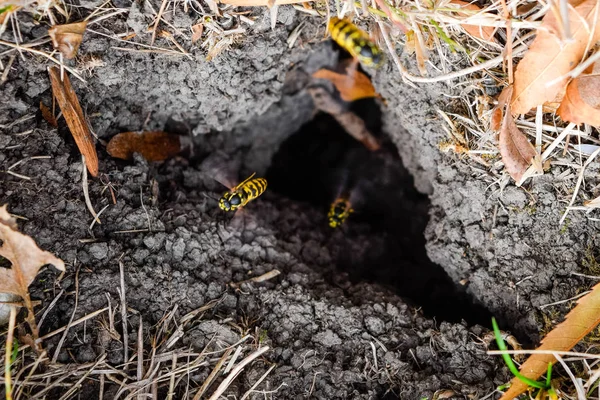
[
  {"left": 137, "top": 316, "right": 144, "bottom": 400},
  {"left": 207, "top": 346, "right": 270, "bottom": 400},
  {"left": 192, "top": 348, "right": 233, "bottom": 400},
  {"left": 0, "top": 40, "right": 85, "bottom": 82},
  {"left": 5, "top": 306, "right": 16, "bottom": 400},
  {"left": 119, "top": 261, "right": 129, "bottom": 372},
  {"left": 240, "top": 364, "right": 277, "bottom": 400},
  {"left": 82, "top": 155, "right": 100, "bottom": 225},
  {"left": 38, "top": 289, "right": 65, "bottom": 329},
  {"left": 52, "top": 267, "right": 80, "bottom": 363},
  {"left": 150, "top": 0, "right": 169, "bottom": 46},
  {"left": 167, "top": 353, "right": 177, "bottom": 400}
]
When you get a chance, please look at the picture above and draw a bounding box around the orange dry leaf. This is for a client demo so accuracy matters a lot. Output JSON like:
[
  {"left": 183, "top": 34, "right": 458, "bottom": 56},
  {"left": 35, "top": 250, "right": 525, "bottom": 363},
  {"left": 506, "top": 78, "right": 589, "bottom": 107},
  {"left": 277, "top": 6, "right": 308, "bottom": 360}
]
[
  {"left": 48, "top": 66, "right": 99, "bottom": 177},
  {"left": 490, "top": 85, "right": 512, "bottom": 131},
  {"left": 0, "top": 204, "right": 65, "bottom": 342},
  {"left": 40, "top": 101, "right": 57, "bottom": 128},
  {"left": 48, "top": 21, "right": 88, "bottom": 59},
  {"left": 557, "top": 61, "right": 600, "bottom": 126},
  {"left": 106, "top": 131, "right": 182, "bottom": 161},
  {"left": 312, "top": 60, "right": 379, "bottom": 102},
  {"left": 500, "top": 281, "right": 600, "bottom": 400},
  {"left": 511, "top": 0, "right": 600, "bottom": 115},
  {"left": 499, "top": 87, "right": 537, "bottom": 181},
  {"left": 448, "top": 0, "right": 496, "bottom": 43}
]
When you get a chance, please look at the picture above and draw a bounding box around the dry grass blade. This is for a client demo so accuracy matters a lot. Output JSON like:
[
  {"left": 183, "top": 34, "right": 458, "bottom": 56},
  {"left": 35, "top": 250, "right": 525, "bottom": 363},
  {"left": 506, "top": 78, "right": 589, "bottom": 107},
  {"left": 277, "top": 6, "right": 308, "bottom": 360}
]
[
  {"left": 511, "top": 0, "right": 600, "bottom": 114},
  {"left": 219, "top": 0, "right": 312, "bottom": 5},
  {"left": 0, "top": 205, "right": 65, "bottom": 348},
  {"left": 557, "top": 60, "right": 600, "bottom": 125},
  {"left": 448, "top": 0, "right": 496, "bottom": 42},
  {"left": 48, "top": 66, "right": 98, "bottom": 177},
  {"left": 48, "top": 21, "right": 88, "bottom": 59},
  {"left": 4, "top": 306, "right": 16, "bottom": 400},
  {"left": 500, "top": 281, "right": 600, "bottom": 399}
]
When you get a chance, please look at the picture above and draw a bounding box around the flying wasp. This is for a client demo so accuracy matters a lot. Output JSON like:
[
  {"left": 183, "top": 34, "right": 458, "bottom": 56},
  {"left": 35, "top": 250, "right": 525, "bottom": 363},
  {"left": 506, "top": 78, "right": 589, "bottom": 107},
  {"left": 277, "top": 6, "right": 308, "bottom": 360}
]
[
  {"left": 327, "top": 16, "right": 383, "bottom": 68},
  {"left": 218, "top": 172, "right": 268, "bottom": 212},
  {"left": 328, "top": 197, "right": 354, "bottom": 228}
]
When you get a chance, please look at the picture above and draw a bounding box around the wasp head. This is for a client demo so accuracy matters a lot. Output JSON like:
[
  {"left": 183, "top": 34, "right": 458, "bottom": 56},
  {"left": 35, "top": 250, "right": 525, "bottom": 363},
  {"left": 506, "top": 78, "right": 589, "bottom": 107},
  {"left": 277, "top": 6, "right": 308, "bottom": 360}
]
[{"left": 219, "top": 192, "right": 242, "bottom": 212}]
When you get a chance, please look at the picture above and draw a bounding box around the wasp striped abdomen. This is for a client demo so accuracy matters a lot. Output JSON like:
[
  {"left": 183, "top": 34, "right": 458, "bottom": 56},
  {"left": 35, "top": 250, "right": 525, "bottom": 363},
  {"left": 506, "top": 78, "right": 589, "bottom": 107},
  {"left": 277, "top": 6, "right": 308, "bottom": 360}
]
[
  {"left": 219, "top": 173, "right": 267, "bottom": 212},
  {"left": 328, "top": 17, "right": 383, "bottom": 68}
]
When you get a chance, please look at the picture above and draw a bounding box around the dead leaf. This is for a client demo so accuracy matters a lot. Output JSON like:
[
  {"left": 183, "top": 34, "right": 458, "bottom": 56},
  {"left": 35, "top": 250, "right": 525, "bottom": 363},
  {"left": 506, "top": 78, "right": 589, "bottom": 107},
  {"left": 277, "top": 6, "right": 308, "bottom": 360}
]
[
  {"left": 0, "top": 204, "right": 65, "bottom": 344},
  {"left": 499, "top": 281, "right": 600, "bottom": 400},
  {"left": 312, "top": 60, "right": 379, "bottom": 102},
  {"left": 499, "top": 89, "right": 537, "bottom": 181},
  {"left": 191, "top": 24, "right": 203, "bottom": 43},
  {"left": 0, "top": 4, "right": 20, "bottom": 25},
  {"left": 48, "top": 21, "right": 88, "bottom": 59},
  {"left": 557, "top": 61, "right": 600, "bottom": 126},
  {"left": 511, "top": 0, "right": 600, "bottom": 114},
  {"left": 48, "top": 66, "right": 99, "bottom": 177},
  {"left": 106, "top": 131, "right": 182, "bottom": 161},
  {"left": 40, "top": 101, "right": 57, "bottom": 128}
]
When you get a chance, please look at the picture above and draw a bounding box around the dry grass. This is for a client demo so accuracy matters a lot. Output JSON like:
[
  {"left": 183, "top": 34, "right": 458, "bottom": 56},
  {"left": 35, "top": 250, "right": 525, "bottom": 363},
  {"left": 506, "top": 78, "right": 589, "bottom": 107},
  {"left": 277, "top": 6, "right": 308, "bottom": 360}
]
[{"left": 0, "top": 292, "right": 276, "bottom": 399}]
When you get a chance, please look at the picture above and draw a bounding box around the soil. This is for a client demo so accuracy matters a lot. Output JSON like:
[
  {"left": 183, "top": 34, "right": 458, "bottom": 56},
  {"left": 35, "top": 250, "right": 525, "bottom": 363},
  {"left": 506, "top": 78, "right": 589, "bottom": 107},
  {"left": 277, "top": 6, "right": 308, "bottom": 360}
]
[{"left": 1, "top": 1, "right": 596, "bottom": 399}]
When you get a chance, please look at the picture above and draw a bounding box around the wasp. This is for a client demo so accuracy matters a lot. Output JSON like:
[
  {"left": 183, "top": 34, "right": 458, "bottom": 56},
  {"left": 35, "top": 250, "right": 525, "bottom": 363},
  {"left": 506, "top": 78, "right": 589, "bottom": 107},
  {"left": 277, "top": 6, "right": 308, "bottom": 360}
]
[
  {"left": 327, "top": 16, "right": 383, "bottom": 68},
  {"left": 218, "top": 172, "right": 268, "bottom": 212},
  {"left": 328, "top": 197, "right": 354, "bottom": 228}
]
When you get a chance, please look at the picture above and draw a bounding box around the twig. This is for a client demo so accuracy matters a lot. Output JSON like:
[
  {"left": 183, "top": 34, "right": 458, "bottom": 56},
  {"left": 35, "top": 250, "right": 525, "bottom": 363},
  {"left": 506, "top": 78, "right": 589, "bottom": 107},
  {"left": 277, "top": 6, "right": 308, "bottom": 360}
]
[
  {"left": 119, "top": 261, "right": 129, "bottom": 372},
  {"left": 52, "top": 267, "right": 80, "bottom": 363},
  {"left": 82, "top": 155, "right": 100, "bottom": 225},
  {"left": 150, "top": 0, "right": 169, "bottom": 46},
  {"left": 207, "top": 346, "right": 270, "bottom": 400},
  {"left": 5, "top": 306, "right": 17, "bottom": 400},
  {"left": 192, "top": 347, "right": 233, "bottom": 400},
  {"left": 38, "top": 289, "right": 65, "bottom": 330},
  {"left": 137, "top": 316, "right": 144, "bottom": 400}
]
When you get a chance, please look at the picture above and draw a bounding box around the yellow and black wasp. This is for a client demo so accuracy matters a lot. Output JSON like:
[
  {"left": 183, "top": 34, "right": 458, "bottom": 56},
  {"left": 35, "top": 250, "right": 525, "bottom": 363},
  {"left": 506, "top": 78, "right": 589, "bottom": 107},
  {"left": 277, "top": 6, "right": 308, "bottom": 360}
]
[
  {"left": 218, "top": 172, "right": 268, "bottom": 212},
  {"left": 327, "top": 16, "right": 384, "bottom": 68},
  {"left": 328, "top": 197, "right": 354, "bottom": 228}
]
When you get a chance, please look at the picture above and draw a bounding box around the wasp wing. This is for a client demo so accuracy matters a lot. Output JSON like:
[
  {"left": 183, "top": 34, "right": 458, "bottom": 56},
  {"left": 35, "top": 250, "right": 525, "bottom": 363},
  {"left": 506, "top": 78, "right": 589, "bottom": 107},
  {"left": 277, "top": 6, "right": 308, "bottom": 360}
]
[{"left": 200, "top": 151, "right": 242, "bottom": 190}]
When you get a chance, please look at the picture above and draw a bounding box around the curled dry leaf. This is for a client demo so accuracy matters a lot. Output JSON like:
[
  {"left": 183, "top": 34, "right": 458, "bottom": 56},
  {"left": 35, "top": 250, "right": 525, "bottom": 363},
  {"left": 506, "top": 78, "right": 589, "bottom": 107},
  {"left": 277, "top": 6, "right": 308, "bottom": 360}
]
[
  {"left": 312, "top": 59, "right": 380, "bottom": 102},
  {"left": 308, "top": 86, "right": 380, "bottom": 151},
  {"left": 40, "top": 101, "right": 57, "bottom": 128},
  {"left": 499, "top": 89, "right": 538, "bottom": 182},
  {"left": 490, "top": 85, "right": 513, "bottom": 131},
  {"left": 557, "top": 61, "right": 600, "bottom": 126},
  {"left": 48, "top": 21, "right": 88, "bottom": 59},
  {"left": 448, "top": 0, "right": 496, "bottom": 43},
  {"left": 499, "top": 281, "right": 600, "bottom": 400},
  {"left": 0, "top": 204, "right": 65, "bottom": 343},
  {"left": 106, "top": 131, "right": 182, "bottom": 161},
  {"left": 48, "top": 66, "right": 99, "bottom": 177},
  {"left": 511, "top": 0, "right": 600, "bottom": 114}
]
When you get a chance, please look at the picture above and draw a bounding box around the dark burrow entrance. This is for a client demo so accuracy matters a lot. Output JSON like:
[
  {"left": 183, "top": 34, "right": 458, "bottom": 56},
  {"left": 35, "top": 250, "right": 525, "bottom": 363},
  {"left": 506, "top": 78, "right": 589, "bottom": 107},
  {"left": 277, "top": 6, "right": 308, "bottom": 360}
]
[{"left": 265, "top": 91, "right": 492, "bottom": 327}]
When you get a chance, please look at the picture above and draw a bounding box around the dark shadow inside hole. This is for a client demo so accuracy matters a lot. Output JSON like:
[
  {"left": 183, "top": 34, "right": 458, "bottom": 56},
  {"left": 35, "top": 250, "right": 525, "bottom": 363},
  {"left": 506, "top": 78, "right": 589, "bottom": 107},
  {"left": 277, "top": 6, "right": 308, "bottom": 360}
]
[{"left": 265, "top": 94, "right": 493, "bottom": 326}]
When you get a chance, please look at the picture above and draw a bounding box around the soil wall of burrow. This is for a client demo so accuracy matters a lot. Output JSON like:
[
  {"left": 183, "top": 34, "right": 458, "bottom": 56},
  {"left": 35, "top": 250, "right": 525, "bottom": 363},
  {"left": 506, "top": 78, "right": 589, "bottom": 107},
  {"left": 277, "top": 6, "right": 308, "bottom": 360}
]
[
  {"left": 372, "top": 51, "right": 600, "bottom": 345},
  {"left": 0, "top": 7, "right": 515, "bottom": 399}
]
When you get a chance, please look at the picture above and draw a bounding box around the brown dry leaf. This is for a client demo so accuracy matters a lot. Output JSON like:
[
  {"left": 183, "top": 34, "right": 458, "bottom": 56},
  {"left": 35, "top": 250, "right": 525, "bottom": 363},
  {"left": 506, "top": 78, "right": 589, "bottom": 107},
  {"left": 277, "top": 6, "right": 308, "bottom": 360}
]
[
  {"left": 191, "top": 24, "right": 203, "bottom": 43},
  {"left": 557, "top": 61, "right": 600, "bottom": 126},
  {"left": 312, "top": 61, "right": 379, "bottom": 102},
  {"left": 511, "top": 0, "right": 600, "bottom": 114},
  {"left": 48, "top": 66, "right": 99, "bottom": 177},
  {"left": 48, "top": 21, "right": 88, "bottom": 59},
  {"left": 106, "top": 131, "right": 182, "bottom": 161},
  {"left": 490, "top": 85, "right": 513, "bottom": 131},
  {"left": 40, "top": 101, "right": 57, "bottom": 128},
  {"left": 448, "top": 0, "right": 496, "bottom": 43},
  {"left": 0, "top": 204, "right": 65, "bottom": 343},
  {"left": 500, "top": 281, "right": 600, "bottom": 400},
  {"left": 499, "top": 89, "right": 537, "bottom": 181},
  {"left": 0, "top": 4, "right": 20, "bottom": 25}
]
